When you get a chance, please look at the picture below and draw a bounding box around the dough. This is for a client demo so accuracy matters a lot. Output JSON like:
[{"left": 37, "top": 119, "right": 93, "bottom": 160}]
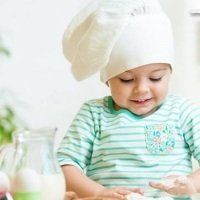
[{"left": 126, "top": 193, "right": 173, "bottom": 200}]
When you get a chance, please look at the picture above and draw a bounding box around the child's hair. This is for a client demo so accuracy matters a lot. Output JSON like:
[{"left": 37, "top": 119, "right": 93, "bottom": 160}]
[{"left": 62, "top": 0, "right": 174, "bottom": 82}]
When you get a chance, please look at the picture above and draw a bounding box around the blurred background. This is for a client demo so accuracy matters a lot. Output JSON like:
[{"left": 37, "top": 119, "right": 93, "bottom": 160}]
[{"left": 0, "top": 0, "right": 199, "bottom": 194}]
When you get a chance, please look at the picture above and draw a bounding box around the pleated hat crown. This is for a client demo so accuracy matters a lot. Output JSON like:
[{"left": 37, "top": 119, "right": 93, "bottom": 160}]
[{"left": 62, "top": 0, "right": 174, "bottom": 82}]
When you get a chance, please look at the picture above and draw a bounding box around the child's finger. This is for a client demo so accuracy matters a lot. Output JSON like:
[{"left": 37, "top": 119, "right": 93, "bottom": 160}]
[
  {"left": 149, "top": 181, "right": 167, "bottom": 191},
  {"left": 115, "top": 188, "right": 132, "bottom": 195},
  {"left": 130, "top": 188, "right": 144, "bottom": 195},
  {"left": 110, "top": 192, "right": 125, "bottom": 200},
  {"left": 114, "top": 187, "right": 143, "bottom": 195},
  {"left": 65, "top": 191, "right": 79, "bottom": 200}
]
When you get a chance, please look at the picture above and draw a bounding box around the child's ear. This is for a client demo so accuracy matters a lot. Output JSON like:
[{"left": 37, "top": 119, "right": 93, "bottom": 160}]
[{"left": 169, "top": 65, "right": 173, "bottom": 74}]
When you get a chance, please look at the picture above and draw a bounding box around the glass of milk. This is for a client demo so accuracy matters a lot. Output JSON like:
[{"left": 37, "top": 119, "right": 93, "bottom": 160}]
[{"left": 2, "top": 128, "right": 66, "bottom": 200}]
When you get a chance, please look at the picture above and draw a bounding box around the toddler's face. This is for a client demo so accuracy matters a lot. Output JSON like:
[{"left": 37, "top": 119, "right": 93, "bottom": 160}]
[{"left": 108, "top": 63, "right": 171, "bottom": 117}]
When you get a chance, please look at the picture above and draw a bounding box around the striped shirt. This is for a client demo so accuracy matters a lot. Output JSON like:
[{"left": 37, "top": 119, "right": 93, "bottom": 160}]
[{"left": 57, "top": 95, "right": 200, "bottom": 199}]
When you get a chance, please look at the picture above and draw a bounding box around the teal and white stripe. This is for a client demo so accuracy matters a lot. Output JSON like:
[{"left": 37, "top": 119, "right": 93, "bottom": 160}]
[{"left": 57, "top": 95, "right": 200, "bottom": 200}]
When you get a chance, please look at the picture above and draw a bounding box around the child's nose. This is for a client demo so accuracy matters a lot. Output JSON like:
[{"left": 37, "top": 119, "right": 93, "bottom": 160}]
[{"left": 133, "top": 83, "right": 149, "bottom": 94}]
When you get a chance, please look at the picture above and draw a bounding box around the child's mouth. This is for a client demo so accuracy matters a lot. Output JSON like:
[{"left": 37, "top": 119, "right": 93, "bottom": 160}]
[{"left": 132, "top": 98, "right": 152, "bottom": 104}]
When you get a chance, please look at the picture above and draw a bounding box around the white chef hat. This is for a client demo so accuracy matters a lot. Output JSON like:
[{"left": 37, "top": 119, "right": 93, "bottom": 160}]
[{"left": 63, "top": 0, "right": 174, "bottom": 83}]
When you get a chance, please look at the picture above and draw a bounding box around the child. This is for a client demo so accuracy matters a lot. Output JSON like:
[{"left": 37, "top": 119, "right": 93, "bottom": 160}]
[{"left": 57, "top": 0, "right": 200, "bottom": 199}]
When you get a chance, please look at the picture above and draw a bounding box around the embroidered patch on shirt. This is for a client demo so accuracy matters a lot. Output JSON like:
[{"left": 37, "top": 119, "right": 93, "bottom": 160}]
[{"left": 145, "top": 124, "right": 176, "bottom": 154}]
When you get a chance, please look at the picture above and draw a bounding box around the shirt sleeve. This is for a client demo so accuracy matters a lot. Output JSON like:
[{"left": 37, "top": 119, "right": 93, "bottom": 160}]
[
  {"left": 57, "top": 101, "right": 96, "bottom": 171},
  {"left": 180, "top": 99, "right": 200, "bottom": 164}
]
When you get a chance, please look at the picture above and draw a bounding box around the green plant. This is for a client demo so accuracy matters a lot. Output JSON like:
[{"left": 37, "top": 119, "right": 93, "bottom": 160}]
[
  {"left": 0, "top": 35, "right": 22, "bottom": 146},
  {"left": 0, "top": 105, "right": 17, "bottom": 145},
  {"left": 0, "top": 37, "right": 10, "bottom": 57}
]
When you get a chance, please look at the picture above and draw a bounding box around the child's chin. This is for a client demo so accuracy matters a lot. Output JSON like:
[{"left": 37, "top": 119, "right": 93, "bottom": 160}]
[{"left": 132, "top": 108, "right": 155, "bottom": 117}]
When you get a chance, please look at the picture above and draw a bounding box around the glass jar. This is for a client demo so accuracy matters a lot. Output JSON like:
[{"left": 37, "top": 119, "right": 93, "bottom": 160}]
[{"left": 0, "top": 128, "right": 66, "bottom": 200}]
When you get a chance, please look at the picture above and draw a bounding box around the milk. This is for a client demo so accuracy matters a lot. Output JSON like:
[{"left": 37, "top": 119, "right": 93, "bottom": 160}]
[
  {"left": 41, "top": 174, "right": 66, "bottom": 200},
  {"left": 12, "top": 170, "right": 66, "bottom": 200}
]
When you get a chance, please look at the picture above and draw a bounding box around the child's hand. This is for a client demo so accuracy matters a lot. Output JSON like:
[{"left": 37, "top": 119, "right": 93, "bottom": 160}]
[
  {"left": 65, "top": 191, "right": 79, "bottom": 200},
  {"left": 64, "top": 191, "right": 134, "bottom": 200},
  {"left": 95, "top": 187, "right": 144, "bottom": 200},
  {"left": 149, "top": 175, "right": 197, "bottom": 196},
  {"left": 65, "top": 188, "right": 143, "bottom": 200}
]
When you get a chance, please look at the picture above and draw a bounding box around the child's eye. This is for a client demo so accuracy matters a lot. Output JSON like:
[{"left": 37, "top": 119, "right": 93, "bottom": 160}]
[
  {"left": 119, "top": 79, "right": 133, "bottom": 83},
  {"left": 150, "top": 77, "right": 162, "bottom": 82}
]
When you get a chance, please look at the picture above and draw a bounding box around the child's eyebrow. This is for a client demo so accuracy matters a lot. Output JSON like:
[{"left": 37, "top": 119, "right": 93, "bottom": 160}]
[{"left": 121, "top": 71, "right": 133, "bottom": 75}]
